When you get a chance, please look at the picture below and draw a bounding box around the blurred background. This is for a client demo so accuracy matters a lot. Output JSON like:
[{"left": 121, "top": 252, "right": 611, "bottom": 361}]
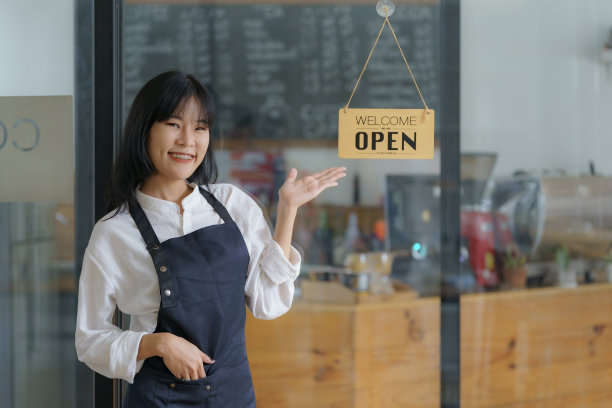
[{"left": 1, "top": 0, "right": 611, "bottom": 406}]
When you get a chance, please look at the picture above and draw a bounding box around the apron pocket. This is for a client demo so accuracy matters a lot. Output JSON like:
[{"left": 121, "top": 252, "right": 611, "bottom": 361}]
[
  {"left": 166, "top": 379, "right": 215, "bottom": 406},
  {"left": 215, "top": 359, "right": 256, "bottom": 407},
  {"left": 144, "top": 367, "right": 217, "bottom": 407}
]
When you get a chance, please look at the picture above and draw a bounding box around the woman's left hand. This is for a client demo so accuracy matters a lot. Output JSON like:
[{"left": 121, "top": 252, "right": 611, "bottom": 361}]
[{"left": 278, "top": 166, "right": 346, "bottom": 208}]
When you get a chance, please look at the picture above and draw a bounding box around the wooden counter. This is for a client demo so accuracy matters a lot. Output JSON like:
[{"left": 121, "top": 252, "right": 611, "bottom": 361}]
[
  {"left": 461, "top": 283, "right": 612, "bottom": 407},
  {"left": 246, "top": 283, "right": 612, "bottom": 407},
  {"left": 245, "top": 295, "right": 441, "bottom": 408}
]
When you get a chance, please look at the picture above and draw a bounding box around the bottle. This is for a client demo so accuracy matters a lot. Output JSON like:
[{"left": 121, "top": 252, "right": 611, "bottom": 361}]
[
  {"left": 311, "top": 210, "right": 333, "bottom": 265},
  {"left": 344, "top": 212, "right": 360, "bottom": 252},
  {"left": 353, "top": 174, "right": 360, "bottom": 205}
]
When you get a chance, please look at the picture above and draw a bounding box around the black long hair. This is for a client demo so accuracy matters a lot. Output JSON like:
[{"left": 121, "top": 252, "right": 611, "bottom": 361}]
[{"left": 106, "top": 71, "right": 218, "bottom": 215}]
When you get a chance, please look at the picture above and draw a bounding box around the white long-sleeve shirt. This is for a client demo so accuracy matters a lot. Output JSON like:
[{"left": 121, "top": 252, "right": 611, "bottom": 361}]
[{"left": 75, "top": 183, "right": 301, "bottom": 383}]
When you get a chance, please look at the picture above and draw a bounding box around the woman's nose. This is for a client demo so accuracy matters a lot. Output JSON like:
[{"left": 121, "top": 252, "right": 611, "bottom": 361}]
[{"left": 177, "top": 127, "right": 195, "bottom": 146}]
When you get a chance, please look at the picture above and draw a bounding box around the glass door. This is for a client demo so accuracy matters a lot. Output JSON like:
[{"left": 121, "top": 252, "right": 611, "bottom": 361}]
[
  {"left": 0, "top": 1, "right": 83, "bottom": 406},
  {"left": 119, "top": 1, "right": 451, "bottom": 407},
  {"left": 0, "top": 202, "right": 76, "bottom": 407}
]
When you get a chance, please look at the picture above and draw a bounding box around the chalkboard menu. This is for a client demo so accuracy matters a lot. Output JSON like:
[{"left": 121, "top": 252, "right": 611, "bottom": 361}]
[{"left": 124, "top": 4, "right": 440, "bottom": 142}]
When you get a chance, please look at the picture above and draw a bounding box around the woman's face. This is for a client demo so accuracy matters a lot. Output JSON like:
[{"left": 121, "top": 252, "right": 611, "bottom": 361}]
[{"left": 146, "top": 98, "right": 209, "bottom": 184}]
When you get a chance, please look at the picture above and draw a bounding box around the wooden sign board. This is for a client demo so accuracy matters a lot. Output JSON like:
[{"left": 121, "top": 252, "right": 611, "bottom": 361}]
[{"left": 338, "top": 108, "right": 434, "bottom": 159}]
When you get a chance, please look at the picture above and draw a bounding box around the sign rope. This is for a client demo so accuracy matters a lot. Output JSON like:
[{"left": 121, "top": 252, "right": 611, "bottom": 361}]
[{"left": 344, "top": 11, "right": 429, "bottom": 114}]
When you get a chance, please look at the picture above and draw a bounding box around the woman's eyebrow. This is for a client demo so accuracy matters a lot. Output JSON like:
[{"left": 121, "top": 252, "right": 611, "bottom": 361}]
[{"left": 168, "top": 114, "right": 207, "bottom": 124}]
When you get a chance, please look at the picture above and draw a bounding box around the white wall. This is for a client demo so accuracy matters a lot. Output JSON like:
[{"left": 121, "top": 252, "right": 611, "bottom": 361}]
[
  {"left": 0, "top": 0, "right": 74, "bottom": 96},
  {"left": 461, "top": 0, "right": 612, "bottom": 177}
]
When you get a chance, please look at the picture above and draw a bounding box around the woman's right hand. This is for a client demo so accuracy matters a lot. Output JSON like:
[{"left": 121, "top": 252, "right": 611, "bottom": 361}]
[{"left": 138, "top": 332, "right": 214, "bottom": 380}]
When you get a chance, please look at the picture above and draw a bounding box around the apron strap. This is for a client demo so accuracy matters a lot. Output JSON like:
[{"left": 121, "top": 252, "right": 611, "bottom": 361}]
[
  {"left": 198, "top": 186, "right": 235, "bottom": 224},
  {"left": 129, "top": 200, "right": 177, "bottom": 308}
]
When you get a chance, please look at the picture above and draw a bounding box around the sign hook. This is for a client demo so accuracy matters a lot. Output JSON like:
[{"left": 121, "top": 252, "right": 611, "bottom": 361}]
[{"left": 376, "top": 0, "right": 395, "bottom": 18}]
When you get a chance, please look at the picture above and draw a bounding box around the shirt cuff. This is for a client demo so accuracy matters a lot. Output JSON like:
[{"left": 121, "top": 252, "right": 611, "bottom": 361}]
[
  {"left": 110, "top": 330, "right": 147, "bottom": 383},
  {"left": 260, "top": 240, "right": 301, "bottom": 285}
]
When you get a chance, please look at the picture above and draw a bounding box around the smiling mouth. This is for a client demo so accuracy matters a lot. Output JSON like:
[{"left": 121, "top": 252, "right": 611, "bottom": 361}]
[{"left": 169, "top": 152, "right": 195, "bottom": 160}]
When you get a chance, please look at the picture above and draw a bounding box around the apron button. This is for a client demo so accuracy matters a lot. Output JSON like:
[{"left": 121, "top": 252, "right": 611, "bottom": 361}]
[
  {"left": 206, "top": 385, "right": 211, "bottom": 390},
  {"left": 152, "top": 245, "right": 160, "bottom": 250},
  {"left": 164, "top": 289, "right": 171, "bottom": 297},
  {"left": 159, "top": 266, "right": 167, "bottom": 273},
  {"left": 170, "top": 383, "right": 175, "bottom": 388}
]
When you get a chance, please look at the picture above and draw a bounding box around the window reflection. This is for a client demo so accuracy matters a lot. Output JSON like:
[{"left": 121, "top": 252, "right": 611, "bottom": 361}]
[{"left": 3, "top": 202, "right": 76, "bottom": 407}]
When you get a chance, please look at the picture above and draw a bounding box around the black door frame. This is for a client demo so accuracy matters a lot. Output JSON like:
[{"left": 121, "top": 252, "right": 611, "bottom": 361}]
[
  {"left": 439, "top": 1, "right": 461, "bottom": 407},
  {"left": 75, "top": 0, "right": 124, "bottom": 407}
]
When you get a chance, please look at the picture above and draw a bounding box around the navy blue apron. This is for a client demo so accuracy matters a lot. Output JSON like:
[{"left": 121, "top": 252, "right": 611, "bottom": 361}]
[{"left": 123, "top": 186, "right": 256, "bottom": 408}]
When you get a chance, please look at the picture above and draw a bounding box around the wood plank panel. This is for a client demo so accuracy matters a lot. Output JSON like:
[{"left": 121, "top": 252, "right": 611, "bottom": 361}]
[
  {"left": 246, "top": 307, "right": 354, "bottom": 352},
  {"left": 461, "top": 284, "right": 612, "bottom": 408},
  {"left": 249, "top": 350, "right": 354, "bottom": 407},
  {"left": 354, "top": 298, "right": 440, "bottom": 408},
  {"left": 246, "top": 297, "right": 440, "bottom": 407},
  {"left": 496, "top": 388, "right": 612, "bottom": 408},
  {"left": 366, "top": 346, "right": 440, "bottom": 407},
  {"left": 246, "top": 305, "right": 356, "bottom": 407},
  {"left": 354, "top": 297, "right": 440, "bottom": 350}
]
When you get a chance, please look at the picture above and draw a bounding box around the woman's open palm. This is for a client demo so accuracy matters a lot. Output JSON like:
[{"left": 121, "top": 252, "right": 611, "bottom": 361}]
[{"left": 278, "top": 167, "right": 346, "bottom": 208}]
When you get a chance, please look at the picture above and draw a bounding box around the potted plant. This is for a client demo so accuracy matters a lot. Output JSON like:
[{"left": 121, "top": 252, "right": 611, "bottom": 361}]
[
  {"left": 604, "top": 245, "right": 612, "bottom": 283},
  {"left": 501, "top": 243, "right": 527, "bottom": 289},
  {"left": 555, "top": 245, "right": 576, "bottom": 288}
]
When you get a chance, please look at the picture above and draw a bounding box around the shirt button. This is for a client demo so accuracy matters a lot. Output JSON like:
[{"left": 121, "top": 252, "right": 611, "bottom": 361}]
[
  {"left": 152, "top": 245, "right": 160, "bottom": 250},
  {"left": 159, "top": 266, "right": 167, "bottom": 273},
  {"left": 170, "top": 383, "right": 175, "bottom": 388},
  {"left": 206, "top": 385, "right": 211, "bottom": 390},
  {"left": 164, "top": 289, "right": 171, "bottom": 297}
]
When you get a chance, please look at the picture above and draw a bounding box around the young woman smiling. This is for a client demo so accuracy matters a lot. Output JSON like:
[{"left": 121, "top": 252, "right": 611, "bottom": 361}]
[{"left": 75, "top": 71, "right": 346, "bottom": 407}]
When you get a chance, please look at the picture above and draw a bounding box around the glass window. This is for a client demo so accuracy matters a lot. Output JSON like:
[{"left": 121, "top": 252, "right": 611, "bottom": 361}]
[
  {"left": 460, "top": 0, "right": 612, "bottom": 406},
  {"left": 121, "top": 1, "right": 442, "bottom": 406},
  {"left": 117, "top": 1, "right": 612, "bottom": 407},
  {"left": 1, "top": 1, "right": 80, "bottom": 407}
]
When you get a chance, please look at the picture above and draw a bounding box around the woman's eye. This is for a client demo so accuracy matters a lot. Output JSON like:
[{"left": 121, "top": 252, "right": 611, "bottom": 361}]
[
  {"left": 167, "top": 122, "right": 179, "bottom": 128},
  {"left": 196, "top": 127, "right": 208, "bottom": 131}
]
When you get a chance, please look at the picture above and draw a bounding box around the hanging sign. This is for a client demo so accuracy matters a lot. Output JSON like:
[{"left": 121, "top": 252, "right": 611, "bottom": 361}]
[
  {"left": 338, "top": 4, "right": 434, "bottom": 160},
  {"left": 338, "top": 108, "right": 434, "bottom": 159}
]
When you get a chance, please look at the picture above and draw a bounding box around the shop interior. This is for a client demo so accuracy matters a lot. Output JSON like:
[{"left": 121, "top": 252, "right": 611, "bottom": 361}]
[{"left": 2, "top": 0, "right": 612, "bottom": 407}]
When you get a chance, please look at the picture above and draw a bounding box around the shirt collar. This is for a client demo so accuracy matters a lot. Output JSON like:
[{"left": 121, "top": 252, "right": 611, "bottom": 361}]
[
  {"left": 135, "top": 182, "right": 202, "bottom": 214},
  {"left": 182, "top": 182, "right": 202, "bottom": 211}
]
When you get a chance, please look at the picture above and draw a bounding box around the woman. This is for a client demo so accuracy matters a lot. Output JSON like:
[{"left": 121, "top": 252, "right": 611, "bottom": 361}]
[{"left": 75, "top": 71, "right": 346, "bottom": 407}]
